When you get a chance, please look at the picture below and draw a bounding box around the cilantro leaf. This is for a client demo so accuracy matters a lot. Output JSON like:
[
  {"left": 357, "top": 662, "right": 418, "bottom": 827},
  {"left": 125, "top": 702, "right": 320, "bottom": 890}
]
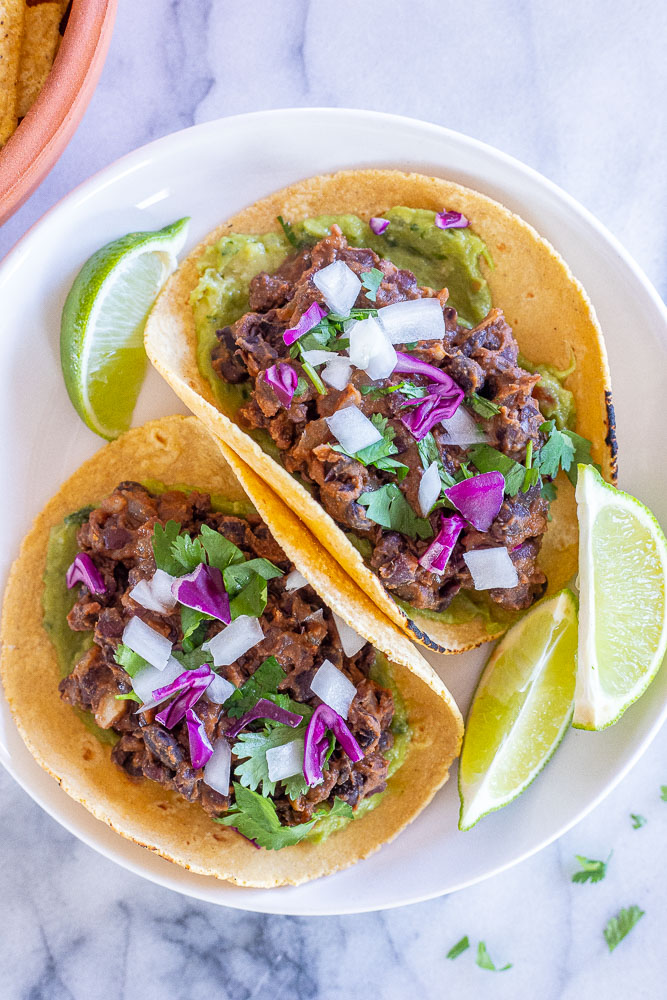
[
  {"left": 476, "top": 941, "right": 512, "bottom": 972},
  {"left": 64, "top": 504, "right": 94, "bottom": 526},
  {"left": 229, "top": 571, "right": 268, "bottom": 620},
  {"left": 114, "top": 644, "right": 150, "bottom": 678},
  {"left": 536, "top": 421, "right": 597, "bottom": 486},
  {"left": 199, "top": 523, "right": 244, "bottom": 571},
  {"left": 630, "top": 813, "right": 647, "bottom": 829},
  {"left": 446, "top": 936, "right": 470, "bottom": 960},
  {"left": 361, "top": 267, "right": 383, "bottom": 302},
  {"left": 660, "top": 785, "right": 667, "bottom": 801},
  {"left": 277, "top": 214, "right": 299, "bottom": 248},
  {"left": 224, "top": 657, "right": 286, "bottom": 719},
  {"left": 603, "top": 905, "right": 645, "bottom": 952},
  {"left": 313, "top": 797, "right": 353, "bottom": 822},
  {"left": 233, "top": 727, "right": 307, "bottom": 798},
  {"left": 468, "top": 444, "right": 526, "bottom": 496},
  {"left": 172, "top": 646, "right": 213, "bottom": 671},
  {"left": 171, "top": 532, "right": 207, "bottom": 572},
  {"left": 466, "top": 393, "right": 501, "bottom": 419},
  {"left": 223, "top": 557, "right": 283, "bottom": 598},
  {"left": 417, "top": 432, "right": 457, "bottom": 490},
  {"left": 572, "top": 853, "right": 611, "bottom": 884},
  {"left": 294, "top": 377, "right": 308, "bottom": 398},
  {"left": 216, "top": 783, "right": 317, "bottom": 850},
  {"left": 180, "top": 605, "right": 212, "bottom": 646},
  {"left": 358, "top": 483, "right": 433, "bottom": 540},
  {"left": 333, "top": 414, "right": 408, "bottom": 478},
  {"left": 152, "top": 520, "right": 183, "bottom": 575}
]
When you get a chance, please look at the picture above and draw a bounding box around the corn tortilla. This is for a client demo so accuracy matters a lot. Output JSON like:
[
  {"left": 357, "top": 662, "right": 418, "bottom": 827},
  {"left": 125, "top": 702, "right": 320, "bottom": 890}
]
[
  {"left": 0, "top": 416, "right": 463, "bottom": 887},
  {"left": 17, "top": 1, "right": 61, "bottom": 118},
  {"left": 144, "top": 169, "right": 615, "bottom": 653},
  {"left": 0, "top": 0, "right": 25, "bottom": 145}
]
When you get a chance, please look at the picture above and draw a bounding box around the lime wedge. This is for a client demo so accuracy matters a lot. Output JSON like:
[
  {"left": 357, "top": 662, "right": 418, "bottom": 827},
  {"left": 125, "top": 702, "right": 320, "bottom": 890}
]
[
  {"left": 458, "top": 589, "right": 578, "bottom": 831},
  {"left": 573, "top": 464, "right": 667, "bottom": 730},
  {"left": 60, "top": 217, "right": 189, "bottom": 439}
]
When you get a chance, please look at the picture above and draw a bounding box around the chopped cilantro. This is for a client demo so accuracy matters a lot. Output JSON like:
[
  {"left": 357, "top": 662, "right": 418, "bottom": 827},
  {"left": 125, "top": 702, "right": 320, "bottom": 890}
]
[
  {"left": 301, "top": 360, "right": 326, "bottom": 395},
  {"left": 233, "top": 719, "right": 310, "bottom": 797},
  {"left": 536, "top": 420, "right": 597, "bottom": 486},
  {"left": 216, "top": 783, "right": 317, "bottom": 850},
  {"left": 630, "top": 813, "right": 647, "bottom": 829},
  {"left": 333, "top": 413, "right": 408, "bottom": 479},
  {"left": 476, "top": 941, "right": 512, "bottom": 972},
  {"left": 468, "top": 444, "right": 526, "bottom": 496},
  {"left": 466, "top": 393, "right": 501, "bottom": 419},
  {"left": 224, "top": 657, "right": 285, "bottom": 719},
  {"left": 403, "top": 341, "right": 418, "bottom": 350},
  {"left": 180, "top": 605, "right": 212, "bottom": 646},
  {"left": 199, "top": 523, "right": 244, "bottom": 571},
  {"left": 152, "top": 520, "right": 183, "bottom": 575},
  {"left": 603, "top": 905, "right": 644, "bottom": 952},
  {"left": 229, "top": 571, "right": 268, "bottom": 620},
  {"left": 446, "top": 936, "right": 470, "bottom": 960},
  {"left": 277, "top": 214, "right": 299, "bottom": 248},
  {"left": 115, "top": 691, "right": 142, "bottom": 703},
  {"left": 113, "top": 644, "right": 150, "bottom": 678},
  {"left": 223, "top": 557, "right": 283, "bottom": 598},
  {"left": 171, "top": 532, "right": 207, "bottom": 572},
  {"left": 572, "top": 853, "right": 611, "bottom": 884},
  {"left": 660, "top": 785, "right": 667, "bottom": 801},
  {"left": 358, "top": 483, "right": 433, "bottom": 540},
  {"left": 417, "top": 432, "right": 457, "bottom": 489},
  {"left": 361, "top": 267, "right": 384, "bottom": 302},
  {"left": 294, "top": 377, "right": 308, "bottom": 398},
  {"left": 172, "top": 646, "right": 212, "bottom": 671},
  {"left": 360, "top": 380, "right": 423, "bottom": 399}
]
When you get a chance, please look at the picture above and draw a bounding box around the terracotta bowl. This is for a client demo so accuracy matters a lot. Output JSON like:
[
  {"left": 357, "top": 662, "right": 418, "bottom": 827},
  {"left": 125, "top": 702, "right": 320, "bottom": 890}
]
[{"left": 0, "top": 0, "right": 117, "bottom": 227}]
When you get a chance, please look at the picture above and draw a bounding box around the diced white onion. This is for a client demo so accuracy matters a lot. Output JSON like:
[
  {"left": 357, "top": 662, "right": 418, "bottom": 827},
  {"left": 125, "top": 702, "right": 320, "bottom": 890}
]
[
  {"left": 332, "top": 612, "right": 368, "bottom": 658},
  {"left": 463, "top": 548, "right": 519, "bottom": 590},
  {"left": 204, "top": 738, "right": 232, "bottom": 795},
  {"left": 378, "top": 298, "right": 445, "bottom": 344},
  {"left": 132, "top": 655, "right": 183, "bottom": 706},
  {"left": 122, "top": 616, "right": 172, "bottom": 671},
  {"left": 129, "top": 569, "right": 177, "bottom": 614},
  {"left": 266, "top": 739, "right": 305, "bottom": 781},
  {"left": 301, "top": 349, "right": 337, "bottom": 366},
  {"left": 305, "top": 609, "right": 324, "bottom": 623},
  {"left": 312, "top": 260, "right": 361, "bottom": 316},
  {"left": 202, "top": 615, "right": 264, "bottom": 667},
  {"left": 348, "top": 316, "right": 397, "bottom": 380},
  {"left": 285, "top": 569, "right": 308, "bottom": 592},
  {"left": 418, "top": 461, "right": 441, "bottom": 516},
  {"left": 326, "top": 405, "right": 382, "bottom": 454},
  {"left": 321, "top": 356, "right": 354, "bottom": 390},
  {"left": 206, "top": 672, "right": 236, "bottom": 705},
  {"left": 439, "top": 406, "right": 487, "bottom": 446},
  {"left": 310, "top": 658, "right": 358, "bottom": 719}
]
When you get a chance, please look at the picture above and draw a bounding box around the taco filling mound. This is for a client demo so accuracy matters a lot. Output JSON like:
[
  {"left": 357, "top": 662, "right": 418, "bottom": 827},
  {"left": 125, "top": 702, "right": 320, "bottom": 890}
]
[{"left": 144, "top": 170, "right": 614, "bottom": 651}]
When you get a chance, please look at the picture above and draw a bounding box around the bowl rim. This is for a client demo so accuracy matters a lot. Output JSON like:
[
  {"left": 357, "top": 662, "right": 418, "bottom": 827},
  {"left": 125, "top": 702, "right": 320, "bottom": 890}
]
[{"left": 0, "top": 0, "right": 117, "bottom": 225}]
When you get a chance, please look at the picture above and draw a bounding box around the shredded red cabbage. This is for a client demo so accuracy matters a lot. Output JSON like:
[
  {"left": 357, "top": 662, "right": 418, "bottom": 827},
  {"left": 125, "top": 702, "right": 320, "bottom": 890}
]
[
  {"left": 185, "top": 708, "right": 214, "bottom": 769},
  {"left": 401, "top": 388, "right": 464, "bottom": 441},
  {"left": 66, "top": 552, "right": 106, "bottom": 595},
  {"left": 153, "top": 666, "right": 213, "bottom": 728},
  {"left": 419, "top": 514, "right": 466, "bottom": 573},
  {"left": 435, "top": 210, "right": 470, "bottom": 230},
  {"left": 224, "top": 698, "right": 303, "bottom": 741},
  {"left": 151, "top": 664, "right": 212, "bottom": 702},
  {"left": 394, "top": 352, "right": 463, "bottom": 390},
  {"left": 369, "top": 216, "right": 390, "bottom": 235},
  {"left": 171, "top": 564, "right": 230, "bottom": 623},
  {"left": 303, "top": 704, "right": 364, "bottom": 786},
  {"left": 263, "top": 362, "right": 299, "bottom": 408},
  {"left": 444, "top": 471, "right": 505, "bottom": 531},
  {"left": 283, "top": 301, "right": 327, "bottom": 346}
]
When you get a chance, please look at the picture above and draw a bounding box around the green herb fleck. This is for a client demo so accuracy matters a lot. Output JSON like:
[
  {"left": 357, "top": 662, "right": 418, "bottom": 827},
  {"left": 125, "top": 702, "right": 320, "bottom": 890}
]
[
  {"left": 152, "top": 520, "right": 183, "bottom": 575},
  {"left": 277, "top": 215, "right": 299, "bottom": 248},
  {"left": 64, "top": 505, "right": 95, "bottom": 526},
  {"left": 603, "top": 905, "right": 645, "bottom": 952},
  {"left": 466, "top": 393, "right": 501, "bottom": 419},
  {"left": 358, "top": 483, "right": 433, "bottom": 540},
  {"left": 468, "top": 444, "right": 526, "bottom": 496},
  {"left": 630, "top": 814, "right": 647, "bottom": 829},
  {"left": 113, "top": 644, "right": 150, "bottom": 678},
  {"left": 446, "top": 935, "right": 470, "bottom": 960},
  {"left": 660, "top": 785, "right": 667, "bottom": 801},
  {"left": 476, "top": 941, "right": 512, "bottom": 972},
  {"left": 224, "top": 657, "right": 286, "bottom": 719},
  {"left": 302, "top": 360, "right": 327, "bottom": 395},
  {"left": 115, "top": 691, "right": 142, "bottom": 703},
  {"left": 294, "top": 377, "right": 308, "bottom": 398},
  {"left": 572, "top": 853, "right": 611, "bottom": 884},
  {"left": 361, "top": 267, "right": 384, "bottom": 302},
  {"left": 216, "top": 783, "right": 317, "bottom": 850},
  {"left": 332, "top": 413, "right": 408, "bottom": 479},
  {"left": 233, "top": 717, "right": 310, "bottom": 797}
]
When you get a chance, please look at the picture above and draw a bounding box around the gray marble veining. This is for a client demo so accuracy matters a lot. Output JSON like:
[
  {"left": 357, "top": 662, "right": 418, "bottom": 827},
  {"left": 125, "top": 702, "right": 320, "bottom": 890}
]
[{"left": 1, "top": 1, "right": 666, "bottom": 997}]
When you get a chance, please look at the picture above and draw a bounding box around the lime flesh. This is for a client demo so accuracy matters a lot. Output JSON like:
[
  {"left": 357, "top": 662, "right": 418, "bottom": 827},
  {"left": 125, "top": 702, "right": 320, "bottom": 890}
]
[
  {"left": 458, "top": 589, "right": 578, "bottom": 831},
  {"left": 60, "top": 217, "right": 189, "bottom": 440},
  {"left": 574, "top": 464, "right": 667, "bottom": 730}
]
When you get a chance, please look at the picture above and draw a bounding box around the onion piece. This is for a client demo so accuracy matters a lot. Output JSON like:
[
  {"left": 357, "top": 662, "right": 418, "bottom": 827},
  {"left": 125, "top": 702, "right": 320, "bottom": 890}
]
[
  {"left": 348, "top": 316, "right": 397, "bottom": 380},
  {"left": 418, "top": 514, "right": 466, "bottom": 574},
  {"left": 303, "top": 704, "right": 364, "bottom": 787},
  {"left": 204, "top": 737, "right": 232, "bottom": 795},
  {"left": 312, "top": 260, "right": 361, "bottom": 316},
  {"left": 185, "top": 708, "right": 214, "bottom": 769},
  {"left": 283, "top": 301, "right": 327, "bottom": 347},
  {"left": 206, "top": 672, "right": 236, "bottom": 705},
  {"left": 122, "top": 616, "right": 172, "bottom": 671},
  {"left": 378, "top": 298, "right": 445, "bottom": 344},
  {"left": 310, "top": 657, "right": 358, "bottom": 719},
  {"left": 435, "top": 210, "right": 469, "bottom": 230},
  {"left": 132, "top": 656, "right": 183, "bottom": 705},
  {"left": 321, "top": 356, "right": 354, "bottom": 390},
  {"left": 463, "top": 548, "right": 519, "bottom": 589},
  {"left": 284, "top": 569, "right": 308, "bottom": 592},
  {"left": 440, "top": 406, "right": 487, "bottom": 446},
  {"left": 444, "top": 472, "right": 505, "bottom": 531},
  {"left": 325, "top": 405, "right": 382, "bottom": 454},
  {"left": 130, "top": 569, "right": 178, "bottom": 614},
  {"left": 266, "top": 739, "right": 305, "bottom": 782},
  {"left": 301, "top": 349, "right": 336, "bottom": 366},
  {"left": 203, "top": 615, "right": 264, "bottom": 667},
  {"left": 263, "top": 362, "right": 298, "bottom": 408},
  {"left": 331, "top": 613, "right": 367, "bottom": 658},
  {"left": 369, "top": 216, "right": 390, "bottom": 236},
  {"left": 66, "top": 552, "right": 106, "bottom": 595},
  {"left": 171, "top": 563, "right": 230, "bottom": 623},
  {"left": 418, "top": 461, "right": 441, "bottom": 515}
]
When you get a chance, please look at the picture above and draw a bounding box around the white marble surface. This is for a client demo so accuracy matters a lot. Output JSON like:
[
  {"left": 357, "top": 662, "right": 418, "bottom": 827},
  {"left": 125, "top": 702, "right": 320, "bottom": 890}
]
[{"left": 1, "top": 0, "right": 667, "bottom": 996}]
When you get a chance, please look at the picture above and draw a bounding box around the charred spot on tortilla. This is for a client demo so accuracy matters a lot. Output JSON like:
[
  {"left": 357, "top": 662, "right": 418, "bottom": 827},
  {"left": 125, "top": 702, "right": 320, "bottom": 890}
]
[{"left": 604, "top": 390, "right": 618, "bottom": 484}]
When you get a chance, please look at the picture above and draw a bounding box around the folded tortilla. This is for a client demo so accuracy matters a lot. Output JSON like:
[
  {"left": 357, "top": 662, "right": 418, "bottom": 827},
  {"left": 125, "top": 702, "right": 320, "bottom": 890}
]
[
  {"left": 144, "top": 169, "right": 615, "bottom": 652},
  {"left": 0, "top": 415, "right": 463, "bottom": 887}
]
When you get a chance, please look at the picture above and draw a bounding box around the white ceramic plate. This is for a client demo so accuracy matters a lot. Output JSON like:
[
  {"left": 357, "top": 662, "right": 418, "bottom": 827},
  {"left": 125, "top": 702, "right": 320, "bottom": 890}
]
[{"left": 1, "top": 109, "right": 666, "bottom": 915}]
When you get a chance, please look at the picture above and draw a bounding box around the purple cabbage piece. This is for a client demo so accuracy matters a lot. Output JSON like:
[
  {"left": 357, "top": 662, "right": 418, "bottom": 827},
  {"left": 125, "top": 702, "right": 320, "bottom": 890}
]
[
  {"left": 418, "top": 514, "right": 466, "bottom": 574},
  {"left": 224, "top": 698, "right": 303, "bottom": 741},
  {"left": 263, "top": 362, "right": 299, "bottom": 408},
  {"left": 400, "top": 389, "right": 463, "bottom": 441},
  {"left": 185, "top": 708, "right": 214, "bottom": 769},
  {"left": 303, "top": 703, "right": 364, "bottom": 787},
  {"left": 155, "top": 669, "right": 213, "bottom": 729},
  {"left": 283, "top": 301, "right": 327, "bottom": 346},
  {"left": 151, "top": 664, "right": 212, "bottom": 702},
  {"left": 66, "top": 552, "right": 106, "bottom": 595},
  {"left": 369, "top": 217, "right": 390, "bottom": 235},
  {"left": 435, "top": 210, "right": 470, "bottom": 230},
  {"left": 171, "top": 564, "right": 230, "bottom": 624},
  {"left": 394, "top": 352, "right": 464, "bottom": 392},
  {"left": 444, "top": 471, "right": 505, "bottom": 531}
]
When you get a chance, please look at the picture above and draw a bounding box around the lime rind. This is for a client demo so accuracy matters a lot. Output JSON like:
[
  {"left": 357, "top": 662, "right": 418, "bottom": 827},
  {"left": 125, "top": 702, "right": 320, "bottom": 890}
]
[
  {"left": 458, "top": 589, "right": 578, "bottom": 831},
  {"left": 573, "top": 464, "right": 667, "bottom": 731}
]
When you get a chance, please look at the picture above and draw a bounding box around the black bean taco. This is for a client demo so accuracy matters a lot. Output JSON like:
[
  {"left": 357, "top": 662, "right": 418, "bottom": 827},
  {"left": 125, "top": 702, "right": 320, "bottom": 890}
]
[
  {"left": 144, "top": 169, "right": 616, "bottom": 652},
  {"left": 0, "top": 416, "right": 463, "bottom": 887}
]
